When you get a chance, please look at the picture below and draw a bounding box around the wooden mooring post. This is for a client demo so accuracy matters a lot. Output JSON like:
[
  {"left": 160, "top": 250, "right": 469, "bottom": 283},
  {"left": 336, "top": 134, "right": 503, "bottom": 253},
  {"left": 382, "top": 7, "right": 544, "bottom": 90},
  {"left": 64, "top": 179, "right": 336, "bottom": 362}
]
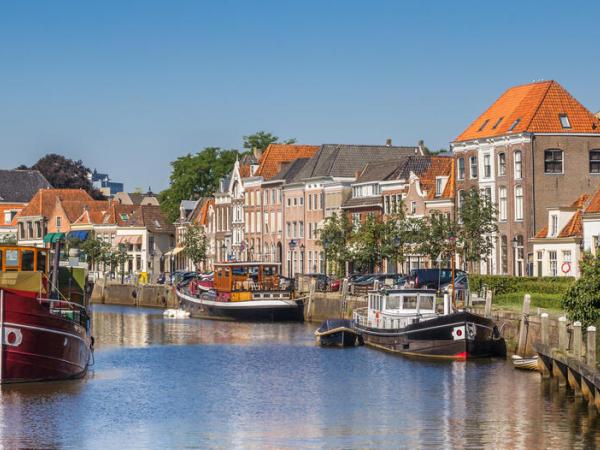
[
  {"left": 516, "top": 294, "right": 531, "bottom": 356},
  {"left": 484, "top": 290, "right": 492, "bottom": 319},
  {"left": 534, "top": 317, "right": 600, "bottom": 411}
]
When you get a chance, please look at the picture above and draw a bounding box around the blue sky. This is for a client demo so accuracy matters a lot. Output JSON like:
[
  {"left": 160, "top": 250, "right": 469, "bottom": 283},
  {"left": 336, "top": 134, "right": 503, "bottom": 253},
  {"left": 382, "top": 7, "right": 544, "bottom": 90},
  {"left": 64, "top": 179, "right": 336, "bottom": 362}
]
[{"left": 1, "top": 0, "right": 599, "bottom": 192}]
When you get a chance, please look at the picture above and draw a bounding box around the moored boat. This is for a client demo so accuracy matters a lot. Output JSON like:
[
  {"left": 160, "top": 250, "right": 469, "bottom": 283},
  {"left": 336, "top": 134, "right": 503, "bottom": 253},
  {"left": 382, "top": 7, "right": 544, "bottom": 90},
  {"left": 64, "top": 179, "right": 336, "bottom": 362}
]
[
  {"left": 0, "top": 243, "right": 93, "bottom": 383},
  {"left": 176, "top": 262, "right": 304, "bottom": 322},
  {"left": 315, "top": 319, "right": 363, "bottom": 347},
  {"left": 353, "top": 288, "right": 506, "bottom": 359}
]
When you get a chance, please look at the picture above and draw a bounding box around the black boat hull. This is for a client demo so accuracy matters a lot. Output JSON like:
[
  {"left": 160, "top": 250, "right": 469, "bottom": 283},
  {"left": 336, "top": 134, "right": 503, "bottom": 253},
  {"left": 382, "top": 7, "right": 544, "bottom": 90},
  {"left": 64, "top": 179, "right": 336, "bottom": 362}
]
[
  {"left": 177, "top": 290, "right": 304, "bottom": 322},
  {"left": 356, "top": 311, "right": 506, "bottom": 359},
  {"left": 319, "top": 330, "right": 363, "bottom": 347}
]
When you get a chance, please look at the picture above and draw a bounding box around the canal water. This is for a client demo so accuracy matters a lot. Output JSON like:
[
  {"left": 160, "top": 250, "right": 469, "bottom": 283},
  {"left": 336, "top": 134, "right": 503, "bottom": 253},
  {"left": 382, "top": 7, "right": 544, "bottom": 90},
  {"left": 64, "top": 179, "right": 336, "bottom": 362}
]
[{"left": 1, "top": 305, "right": 599, "bottom": 449}]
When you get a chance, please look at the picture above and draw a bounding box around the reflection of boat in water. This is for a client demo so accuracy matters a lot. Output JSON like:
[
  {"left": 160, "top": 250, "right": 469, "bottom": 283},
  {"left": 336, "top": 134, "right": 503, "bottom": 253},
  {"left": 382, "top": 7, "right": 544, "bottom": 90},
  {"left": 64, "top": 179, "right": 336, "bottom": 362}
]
[
  {"left": 0, "top": 242, "right": 93, "bottom": 384},
  {"left": 176, "top": 262, "right": 304, "bottom": 322},
  {"left": 315, "top": 319, "right": 363, "bottom": 347},
  {"left": 353, "top": 288, "right": 506, "bottom": 359}
]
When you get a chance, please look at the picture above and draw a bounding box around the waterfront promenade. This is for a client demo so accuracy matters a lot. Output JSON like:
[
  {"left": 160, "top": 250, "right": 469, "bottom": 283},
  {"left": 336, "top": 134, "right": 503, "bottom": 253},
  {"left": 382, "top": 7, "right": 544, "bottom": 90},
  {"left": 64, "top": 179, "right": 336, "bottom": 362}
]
[{"left": 0, "top": 304, "right": 598, "bottom": 449}]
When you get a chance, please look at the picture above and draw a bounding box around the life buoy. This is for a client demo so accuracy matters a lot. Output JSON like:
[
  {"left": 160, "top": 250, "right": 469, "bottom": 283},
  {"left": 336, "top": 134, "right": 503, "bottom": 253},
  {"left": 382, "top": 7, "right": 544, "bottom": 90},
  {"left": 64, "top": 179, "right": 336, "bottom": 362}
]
[{"left": 561, "top": 262, "right": 571, "bottom": 274}]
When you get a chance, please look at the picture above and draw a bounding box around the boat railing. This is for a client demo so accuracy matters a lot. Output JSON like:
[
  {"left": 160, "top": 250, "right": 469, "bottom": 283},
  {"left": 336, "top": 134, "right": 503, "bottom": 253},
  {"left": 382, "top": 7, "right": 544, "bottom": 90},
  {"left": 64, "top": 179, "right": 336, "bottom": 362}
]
[
  {"left": 232, "top": 280, "right": 290, "bottom": 292},
  {"left": 353, "top": 307, "right": 436, "bottom": 330}
]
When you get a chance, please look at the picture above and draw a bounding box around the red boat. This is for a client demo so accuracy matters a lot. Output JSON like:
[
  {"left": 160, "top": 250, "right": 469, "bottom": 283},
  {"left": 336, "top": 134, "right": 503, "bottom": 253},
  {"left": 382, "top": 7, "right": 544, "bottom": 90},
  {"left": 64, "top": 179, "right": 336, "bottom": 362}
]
[{"left": 0, "top": 244, "right": 93, "bottom": 384}]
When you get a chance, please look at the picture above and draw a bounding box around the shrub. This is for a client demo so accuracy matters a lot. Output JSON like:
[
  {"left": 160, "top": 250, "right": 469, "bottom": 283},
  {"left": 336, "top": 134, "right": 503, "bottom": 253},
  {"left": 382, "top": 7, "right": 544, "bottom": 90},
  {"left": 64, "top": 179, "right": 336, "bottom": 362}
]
[
  {"left": 470, "top": 275, "right": 575, "bottom": 296},
  {"left": 562, "top": 253, "right": 600, "bottom": 326}
]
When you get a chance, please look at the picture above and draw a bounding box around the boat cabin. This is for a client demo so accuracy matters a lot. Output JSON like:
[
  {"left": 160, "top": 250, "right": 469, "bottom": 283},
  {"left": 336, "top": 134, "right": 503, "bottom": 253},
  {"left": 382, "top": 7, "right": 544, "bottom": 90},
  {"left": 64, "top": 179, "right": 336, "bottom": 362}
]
[
  {"left": 357, "top": 289, "right": 438, "bottom": 330},
  {"left": 0, "top": 246, "right": 48, "bottom": 273},
  {"left": 213, "top": 262, "right": 282, "bottom": 294}
]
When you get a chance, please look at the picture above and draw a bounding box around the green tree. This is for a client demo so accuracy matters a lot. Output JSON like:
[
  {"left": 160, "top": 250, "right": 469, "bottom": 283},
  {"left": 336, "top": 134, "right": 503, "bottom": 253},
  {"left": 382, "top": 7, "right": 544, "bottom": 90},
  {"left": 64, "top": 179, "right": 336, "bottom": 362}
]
[
  {"left": 418, "top": 213, "right": 456, "bottom": 267},
  {"left": 159, "top": 147, "right": 239, "bottom": 222},
  {"left": 182, "top": 224, "right": 208, "bottom": 271},
  {"left": 317, "top": 212, "right": 353, "bottom": 276},
  {"left": 351, "top": 215, "right": 386, "bottom": 273},
  {"left": 456, "top": 190, "right": 498, "bottom": 272},
  {"left": 80, "top": 235, "right": 111, "bottom": 272},
  {"left": 381, "top": 212, "right": 424, "bottom": 273},
  {"left": 562, "top": 252, "right": 600, "bottom": 326},
  {"left": 243, "top": 131, "right": 296, "bottom": 153}
]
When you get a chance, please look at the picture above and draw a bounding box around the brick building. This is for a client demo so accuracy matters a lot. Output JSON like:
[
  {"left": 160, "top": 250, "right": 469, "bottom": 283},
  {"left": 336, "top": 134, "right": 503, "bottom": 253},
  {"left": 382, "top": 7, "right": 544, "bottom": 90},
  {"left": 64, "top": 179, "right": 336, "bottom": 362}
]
[{"left": 452, "top": 80, "right": 600, "bottom": 275}]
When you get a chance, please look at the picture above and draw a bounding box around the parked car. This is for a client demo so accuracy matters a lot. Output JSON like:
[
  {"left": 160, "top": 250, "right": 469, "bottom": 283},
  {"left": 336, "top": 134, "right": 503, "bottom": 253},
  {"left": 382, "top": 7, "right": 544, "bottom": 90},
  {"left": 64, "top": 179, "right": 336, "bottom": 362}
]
[
  {"left": 156, "top": 273, "right": 166, "bottom": 284},
  {"left": 408, "top": 268, "right": 467, "bottom": 290},
  {"left": 304, "top": 273, "right": 331, "bottom": 291},
  {"left": 329, "top": 278, "right": 341, "bottom": 292}
]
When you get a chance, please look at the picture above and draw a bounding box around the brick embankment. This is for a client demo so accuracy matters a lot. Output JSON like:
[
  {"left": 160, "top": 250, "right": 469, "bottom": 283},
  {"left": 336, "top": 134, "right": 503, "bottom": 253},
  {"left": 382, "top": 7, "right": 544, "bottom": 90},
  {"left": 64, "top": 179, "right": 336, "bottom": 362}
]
[{"left": 91, "top": 279, "right": 178, "bottom": 309}]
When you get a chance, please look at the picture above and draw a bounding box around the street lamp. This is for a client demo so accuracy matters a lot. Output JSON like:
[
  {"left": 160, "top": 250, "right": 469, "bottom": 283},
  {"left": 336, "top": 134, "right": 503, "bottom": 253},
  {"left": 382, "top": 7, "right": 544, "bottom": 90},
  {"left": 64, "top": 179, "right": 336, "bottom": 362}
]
[
  {"left": 393, "top": 236, "right": 401, "bottom": 274},
  {"left": 322, "top": 239, "right": 329, "bottom": 276},
  {"left": 289, "top": 239, "right": 297, "bottom": 277},
  {"left": 221, "top": 243, "right": 227, "bottom": 262},
  {"left": 512, "top": 237, "right": 519, "bottom": 276},
  {"left": 300, "top": 243, "right": 305, "bottom": 274}
]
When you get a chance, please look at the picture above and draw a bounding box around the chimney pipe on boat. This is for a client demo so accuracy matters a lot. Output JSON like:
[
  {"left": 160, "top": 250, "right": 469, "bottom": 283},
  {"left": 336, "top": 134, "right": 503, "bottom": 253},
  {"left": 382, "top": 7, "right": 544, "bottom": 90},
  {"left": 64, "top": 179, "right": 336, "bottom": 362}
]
[{"left": 443, "top": 292, "right": 450, "bottom": 315}]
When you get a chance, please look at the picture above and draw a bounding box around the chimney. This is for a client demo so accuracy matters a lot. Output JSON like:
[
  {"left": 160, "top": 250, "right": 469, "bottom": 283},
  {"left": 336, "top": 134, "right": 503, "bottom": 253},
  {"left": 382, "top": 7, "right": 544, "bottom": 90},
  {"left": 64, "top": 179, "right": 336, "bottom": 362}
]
[
  {"left": 355, "top": 169, "right": 361, "bottom": 179},
  {"left": 253, "top": 147, "right": 262, "bottom": 160},
  {"left": 385, "top": 138, "right": 392, "bottom": 147}
]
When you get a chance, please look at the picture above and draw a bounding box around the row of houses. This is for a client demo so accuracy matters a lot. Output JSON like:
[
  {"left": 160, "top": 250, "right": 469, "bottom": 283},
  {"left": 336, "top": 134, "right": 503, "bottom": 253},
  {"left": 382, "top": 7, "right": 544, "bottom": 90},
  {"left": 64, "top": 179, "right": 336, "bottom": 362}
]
[
  {"left": 0, "top": 171, "right": 173, "bottom": 280},
  {"left": 177, "top": 80, "right": 600, "bottom": 279}
]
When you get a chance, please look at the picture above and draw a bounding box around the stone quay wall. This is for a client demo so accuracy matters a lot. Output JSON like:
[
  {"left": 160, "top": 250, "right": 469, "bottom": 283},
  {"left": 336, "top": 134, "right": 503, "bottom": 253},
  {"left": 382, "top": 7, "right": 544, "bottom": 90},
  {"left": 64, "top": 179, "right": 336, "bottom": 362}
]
[{"left": 91, "top": 279, "right": 178, "bottom": 309}]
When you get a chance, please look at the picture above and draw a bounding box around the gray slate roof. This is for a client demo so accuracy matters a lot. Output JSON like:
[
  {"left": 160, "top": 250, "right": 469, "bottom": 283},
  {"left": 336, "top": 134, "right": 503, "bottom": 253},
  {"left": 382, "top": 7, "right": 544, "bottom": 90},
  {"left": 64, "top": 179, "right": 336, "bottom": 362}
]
[
  {"left": 271, "top": 158, "right": 311, "bottom": 183},
  {"left": 303, "top": 144, "right": 421, "bottom": 179},
  {"left": 0, "top": 169, "right": 51, "bottom": 203},
  {"left": 356, "top": 156, "right": 433, "bottom": 183}
]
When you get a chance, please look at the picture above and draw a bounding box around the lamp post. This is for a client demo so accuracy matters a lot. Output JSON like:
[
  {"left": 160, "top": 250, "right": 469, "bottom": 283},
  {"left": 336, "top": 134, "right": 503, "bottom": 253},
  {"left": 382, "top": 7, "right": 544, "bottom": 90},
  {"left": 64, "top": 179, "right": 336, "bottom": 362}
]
[
  {"left": 448, "top": 233, "right": 456, "bottom": 309},
  {"left": 221, "top": 242, "right": 227, "bottom": 262},
  {"left": 300, "top": 243, "right": 305, "bottom": 275},
  {"left": 289, "top": 240, "right": 297, "bottom": 277},
  {"left": 393, "top": 236, "right": 401, "bottom": 274}
]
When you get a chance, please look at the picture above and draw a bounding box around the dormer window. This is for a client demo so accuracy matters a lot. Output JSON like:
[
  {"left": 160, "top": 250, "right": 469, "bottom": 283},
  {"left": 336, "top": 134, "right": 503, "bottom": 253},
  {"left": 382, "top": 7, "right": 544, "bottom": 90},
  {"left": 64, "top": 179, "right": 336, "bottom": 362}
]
[
  {"left": 551, "top": 214, "right": 558, "bottom": 237},
  {"left": 478, "top": 119, "right": 490, "bottom": 132},
  {"left": 508, "top": 118, "right": 521, "bottom": 131},
  {"left": 559, "top": 114, "right": 571, "bottom": 129},
  {"left": 435, "top": 178, "right": 443, "bottom": 197},
  {"left": 492, "top": 117, "right": 504, "bottom": 129}
]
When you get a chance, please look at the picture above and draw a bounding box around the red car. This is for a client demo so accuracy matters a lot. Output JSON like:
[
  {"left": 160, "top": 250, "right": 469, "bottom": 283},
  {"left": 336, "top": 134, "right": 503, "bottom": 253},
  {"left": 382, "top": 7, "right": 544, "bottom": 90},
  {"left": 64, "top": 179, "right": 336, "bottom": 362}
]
[{"left": 329, "top": 278, "right": 341, "bottom": 292}]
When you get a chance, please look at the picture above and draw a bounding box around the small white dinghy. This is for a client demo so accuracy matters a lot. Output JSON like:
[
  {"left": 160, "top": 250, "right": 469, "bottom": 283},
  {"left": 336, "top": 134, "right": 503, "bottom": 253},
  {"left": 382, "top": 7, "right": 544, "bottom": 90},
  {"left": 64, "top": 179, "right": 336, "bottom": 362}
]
[
  {"left": 512, "top": 354, "right": 539, "bottom": 371},
  {"left": 163, "top": 309, "right": 191, "bottom": 319}
]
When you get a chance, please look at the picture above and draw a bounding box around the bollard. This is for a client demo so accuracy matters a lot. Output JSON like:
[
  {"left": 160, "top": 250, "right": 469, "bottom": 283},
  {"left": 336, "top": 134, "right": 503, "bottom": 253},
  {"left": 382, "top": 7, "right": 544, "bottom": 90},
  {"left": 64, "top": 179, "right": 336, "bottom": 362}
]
[
  {"left": 588, "top": 326, "right": 597, "bottom": 366},
  {"left": 572, "top": 321, "right": 582, "bottom": 358},
  {"left": 484, "top": 290, "right": 492, "bottom": 318},
  {"left": 558, "top": 316, "right": 568, "bottom": 352},
  {"left": 541, "top": 313, "right": 549, "bottom": 346},
  {"left": 517, "top": 294, "right": 531, "bottom": 356}
]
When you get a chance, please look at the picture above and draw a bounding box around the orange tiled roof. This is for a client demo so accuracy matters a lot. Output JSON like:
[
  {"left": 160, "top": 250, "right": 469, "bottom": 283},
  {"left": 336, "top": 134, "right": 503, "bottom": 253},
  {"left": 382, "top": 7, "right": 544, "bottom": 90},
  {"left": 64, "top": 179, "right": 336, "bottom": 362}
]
[
  {"left": 585, "top": 188, "right": 600, "bottom": 214},
  {"left": 570, "top": 193, "right": 590, "bottom": 209},
  {"left": 535, "top": 226, "right": 548, "bottom": 238},
  {"left": 558, "top": 211, "right": 583, "bottom": 238},
  {"left": 255, "top": 144, "right": 319, "bottom": 180},
  {"left": 239, "top": 164, "right": 251, "bottom": 178},
  {"left": 19, "top": 189, "right": 94, "bottom": 218},
  {"left": 0, "top": 204, "right": 24, "bottom": 227},
  {"left": 419, "top": 157, "right": 455, "bottom": 200},
  {"left": 455, "top": 81, "right": 600, "bottom": 142},
  {"left": 71, "top": 201, "right": 111, "bottom": 225}
]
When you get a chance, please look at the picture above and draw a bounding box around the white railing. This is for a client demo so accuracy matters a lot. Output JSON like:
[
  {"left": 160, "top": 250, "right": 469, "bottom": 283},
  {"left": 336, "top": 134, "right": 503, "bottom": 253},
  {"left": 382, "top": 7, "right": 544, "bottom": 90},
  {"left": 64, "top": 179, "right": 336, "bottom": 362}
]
[{"left": 353, "top": 307, "right": 437, "bottom": 330}]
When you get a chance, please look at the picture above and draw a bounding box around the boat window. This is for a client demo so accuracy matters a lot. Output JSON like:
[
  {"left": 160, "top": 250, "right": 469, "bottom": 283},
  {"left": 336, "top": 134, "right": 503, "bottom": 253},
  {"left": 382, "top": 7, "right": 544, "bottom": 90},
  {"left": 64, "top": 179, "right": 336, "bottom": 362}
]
[
  {"left": 418, "top": 295, "right": 434, "bottom": 310},
  {"left": 263, "top": 266, "right": 276, "bottom": 276},
  {"left": 232, "top": 267, "right": 247, "bottom": 276},
  {"left": 403, "top": 296, "right": 418, "bottom": 309},
  {"left": 386, "top": 296, "right": 400, "bottom": 310},
  {"left": 5, "top": 250, "right": 18, "bottom": 269},
  {"left": 37, "top": 250, "right": 47, "bottom": 273},
  {"left": 22, "top": 250, "right": 35, "bottom": 271}
]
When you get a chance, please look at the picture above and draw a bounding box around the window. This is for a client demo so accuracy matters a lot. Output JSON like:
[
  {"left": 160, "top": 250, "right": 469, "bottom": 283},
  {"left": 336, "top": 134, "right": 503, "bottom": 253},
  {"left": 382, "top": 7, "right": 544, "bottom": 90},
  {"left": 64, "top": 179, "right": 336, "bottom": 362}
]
[
  {"left": 292, "top": 222, "right": 297, "bottom": 238},
  {"left": 551, "top": 214, "right": 558, "bottom": 236},
  {"left": 457, "top": 158, "right": 465, "bottom": 180},
  {"left": 549, "top": 251, "right": 558, "bottom": 276},
  {"left": 514, "top": 151, "right": 522, "bottom": 179},
  {"left": 515, "top": 186, "right": 523, "bottom": 221},
  {"left": 435, "top": 178, "right": 443, "bottom": 196},
  {"left": 484, "top": 154, "right": 491, "bottom": 178},
  {"left": 299, "top": 197, "right": 304, "bottom": 206},
  {"left": 264, "top": 190, "right": 269, "bottom": 205},
  {"left": 308, "top": 195, "right": 312, "bottom": 210},
  {"left": 352, "top": 213, "right": 360, "bottom": 228},
  {"left": 287, "top": 198, "right": 291, "bottom": 207},
  {"left": 537, "top": 251, "right": 543, "bottom": 277},
  {"left": 293, "top": 198, "right": 297, "bottom": 206},
  {"left": 271, "top": 189, "right": 276, "bottom": 204},
  {"left": 469, "top": 156, "right": 478, "bottom": 178},
  {"left": 563, "top": 250, "right": 572, "bottom": 263},
  {"left": 544, "top": 150, "right": 563, "bottom": 174},
  {"left": 492, "top": 117, "right": 504, "bottom": 129},
  {"left": 590, "top": 150, "right": 600, "bottom": 174},
  {"left": 457, "top": 190, "right": 465, "bottom": 210},
  {"left": 499, "top": 187, "right": 507, "bottom": 221},
  {"left": 299, "top": 221, "right": 304, "bottom": 238},
  {"left": 478, "top": 119, "right": 490, "bottom": 132},
  {"left": 56, "top": 216, "right": 62, "bottom": 229},
  {"left": 22, "top": 250, "right": 34, "bottom": 271},
  {"left": 508, "top": 118, "right": 521, "bottom": 131},
  {"left": 120, "top": 213, "right": 128, "bottom": 221},
  {"left": 498, "top": 153, "right": 506, "bottom": 176},
  {"left": 411, "top": 201, "right": 417, "bottom": 215},
  {"left": 286, "top": 222, "right": 291, "bottom": 237},
  {"left": 501, "top": 236, "right": 508, "bottom": 274},
  {"left": 559, "top": 114, "right": 571, "bottom": 129}
]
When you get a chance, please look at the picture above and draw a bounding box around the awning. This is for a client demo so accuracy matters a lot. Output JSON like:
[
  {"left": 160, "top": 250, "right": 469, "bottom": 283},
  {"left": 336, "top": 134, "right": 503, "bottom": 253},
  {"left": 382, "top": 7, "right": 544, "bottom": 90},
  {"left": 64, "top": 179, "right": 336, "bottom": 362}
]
[
  {"left": 43, "top": 232, "right": 65, "bottom": 244},
  {"left": 67, "top": 230, "right": 90, "bottom": 241},
  {"left": 115, "top": 235, "right": 143, "bottom": 245},
  {"left": 165, "top": 247, "right": 185, "bottom": 257}
]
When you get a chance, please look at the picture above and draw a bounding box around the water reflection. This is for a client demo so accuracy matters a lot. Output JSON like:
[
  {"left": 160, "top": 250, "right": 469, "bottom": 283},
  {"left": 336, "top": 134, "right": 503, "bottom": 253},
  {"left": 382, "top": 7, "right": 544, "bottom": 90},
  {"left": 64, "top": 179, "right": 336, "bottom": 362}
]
[{"left": 0, "top": 305, "right": 599, "bottom": 449}]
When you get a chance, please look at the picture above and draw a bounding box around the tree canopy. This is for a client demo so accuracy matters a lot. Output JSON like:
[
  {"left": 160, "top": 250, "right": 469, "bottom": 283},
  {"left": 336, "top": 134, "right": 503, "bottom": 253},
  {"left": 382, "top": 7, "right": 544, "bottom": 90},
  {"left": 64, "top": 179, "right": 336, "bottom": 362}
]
[
  {"left": 159, "top": 147, "right": 240, "bottom": 222},
  {"left": 243, "top": 131, "right": 296, "bottom": 153},
  {"left": 182, "top": 224, "right": 209, "bottom": 270},
  {"left": 22, "top": 153, "right": 104, "bottom": 199},
  {"left": 562, "top": 252, "right": 600, "bottom": 326}
]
